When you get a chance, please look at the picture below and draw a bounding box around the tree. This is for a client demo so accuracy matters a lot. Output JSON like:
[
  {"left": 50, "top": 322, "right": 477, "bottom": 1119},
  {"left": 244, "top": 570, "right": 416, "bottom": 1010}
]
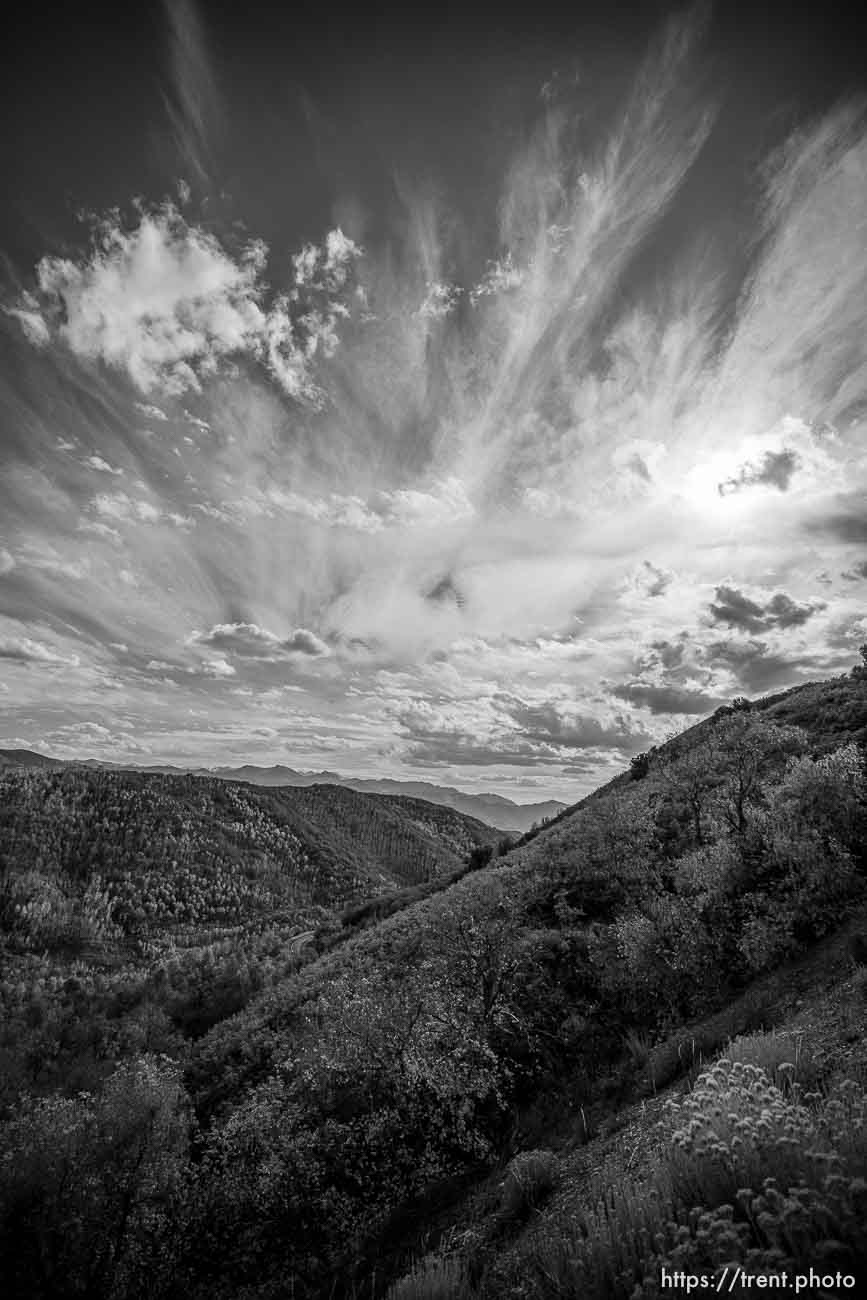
[
  {"left": 710, "top": 715, "right": 807, "bottom": 837},
  {"left": 653, "top": 741, "right": 720, "bottom": 850},
  {"left": 0, "top": 1056, "right": 192, "bottom": 1299}
]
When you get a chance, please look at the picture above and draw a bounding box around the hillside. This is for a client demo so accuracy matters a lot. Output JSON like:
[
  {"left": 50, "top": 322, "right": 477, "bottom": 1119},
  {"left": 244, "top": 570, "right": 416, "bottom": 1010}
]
[
  {"left": 1, "top": 668, "right": 866, "bottom": 1300},
  {"left": 0, "top": 767, "right": 502, "bottom": 956},
  {"left": 208, "top": 770, "right": 565, "bottom": 833},
  {"left": 0, "top": 750, "right": 566, "bottom": 832},
  {"left": 0, "top": 748, "right": 64, "bottom": 769}
]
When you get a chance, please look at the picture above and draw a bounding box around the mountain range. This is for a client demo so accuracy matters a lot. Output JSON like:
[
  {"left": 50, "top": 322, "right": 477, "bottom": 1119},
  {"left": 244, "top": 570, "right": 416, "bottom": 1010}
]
[{"left": 0, "top": 749, "right": 565, "bottom": 831}]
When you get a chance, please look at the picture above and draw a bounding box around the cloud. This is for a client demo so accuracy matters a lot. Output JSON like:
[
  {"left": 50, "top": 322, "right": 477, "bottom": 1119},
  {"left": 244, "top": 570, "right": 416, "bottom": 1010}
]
[
  {"left": 643, "top": 637, "right": 689, "bottom": 671},
  {"left": 425, "top": 575, "right": 466, "bottom": 609},
  {"left": 469, "top": 254, "right": 524, "bottom": 305},
  {"left": 292, "top": 228, "right": 362, "bottom": 291},
  {"left": 189, "top": 622, "right": 330, "bottom": 660},
  {"left": 704, "top": 639, "right": 817, "bottom": 694},
  {"left": 707, "top": 586, "right": 767, "bottom": 633},
  {"left": 13, "top": 547, "right": 91, "bottom": 581},
  {"left": 200, "top": 657, "right": 236, "bottom": 678},
  {"left": 624, "top": 560, "right": 673, "bottom": 599},
  {"left": 18, "top": 206, "right": 360, "bottom": 403},
  {"left": 841, "top": 560, "right": 867, "bottom": 581},
  {"left": 718, "top": 449, "right": 801, "bottom": 496},
  {"left": 32, "top": 209, "right": 267, "bottom": 395},
  {"left": 502, "top": 698, "right": 652, "bottom": 752},
  {"left": 91, "top": 491, "right": 190, "bottom": 527},
  {"left": 0, "top": 550, "right": 15, "bottom": 575},
  {"left": 85, "top": 455, "right": 124, "bottom": 475},
  {"left": 394, "top": 691, "right": 652, "bottom": 770},
  {"left": 6, "top": 303, "right": 51, "bottom": 347},
  {"left": 763, "top": 592, "right": 823, "bottom": 629},
  {"left": 162, "top": 0, "right": 220, "bottom": 186},
  {"left": 417, "top": 282, "right": 462, "bottom": 320},
  {"left": 134, "top": 402, "right": 169, "bottom": 421},
  {"left": 184, "top": 412, "right": 210, "bottom": 432},
  {"left": 708, "top": 585, "right": 824, "bottom": 633},
  {"left": 0, "top": 635, "right": 80, "bottom": 666},
  {"left": 255, "top": 478, "right": 474, "bottom": 533},
  {"left": 611, "top": 682, "right": 723, "bottom": 715},
  {"left": 805, "top": 494, "right": 867, "bottom": 544},
  {"left": 77, "top": 520, "right": 122, "bottom": 542}
]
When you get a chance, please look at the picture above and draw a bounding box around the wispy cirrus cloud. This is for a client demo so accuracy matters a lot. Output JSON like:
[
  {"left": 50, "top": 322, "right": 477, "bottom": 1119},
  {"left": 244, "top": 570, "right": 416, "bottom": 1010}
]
[
  {"left": 0, "top": 634, "right": 80, "bottom": 667},
  {"left": 162, "top": 0, "right": 221, "bottom": 187},
  {"left": 3, "top": 7, "right": 867, "bottom": 798}
]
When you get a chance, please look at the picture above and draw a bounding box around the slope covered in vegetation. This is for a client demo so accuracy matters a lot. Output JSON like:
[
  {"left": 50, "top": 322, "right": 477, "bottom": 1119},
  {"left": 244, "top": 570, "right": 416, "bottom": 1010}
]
[
  {"left": 0, "top": 767, "right": 501, "bottom": 952},
  {"left": 1, "top": 668, "right": 866, "bottom": 1299}
]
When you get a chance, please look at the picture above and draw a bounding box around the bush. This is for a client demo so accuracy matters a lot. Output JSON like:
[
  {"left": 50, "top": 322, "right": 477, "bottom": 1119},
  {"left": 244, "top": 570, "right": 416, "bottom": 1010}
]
[
  {"left": 500, "top": 1148, "right": 561, "bottom": 1219},
  {"left": 662, "top": 1058, "right": 867, "bottom": 1215},
  {"left": 0, "top": 1055, "right": 192, "bottom": 1299},
  {"left": 722, "top": 1029, "right": 822, "bottom": 1093}
]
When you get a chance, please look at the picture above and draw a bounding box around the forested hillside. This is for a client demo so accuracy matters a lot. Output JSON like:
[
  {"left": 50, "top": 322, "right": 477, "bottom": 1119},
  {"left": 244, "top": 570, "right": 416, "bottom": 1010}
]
[
  {"left": 0, "top": 750, "right": 565, "bottom": 833},
  {"left": 1, "top": 668, "right": 866, "bottom": 1299},
  {"left": 0, "top": 767, "right": 501, "bottom": 949}
]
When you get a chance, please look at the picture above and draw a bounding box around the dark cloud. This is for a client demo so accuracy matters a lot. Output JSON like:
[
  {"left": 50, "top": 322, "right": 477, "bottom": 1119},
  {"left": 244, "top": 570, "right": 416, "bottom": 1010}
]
[
  {"left": 502, "top": 699, "right": 652, "bottom": 752},
  {"left": 708, "top": 586, "right": 767, "bottom": 633},
  {"left": 611, "top": 682, "right": 724, "bottom": 715},
  {"left": 704, "top": 639, "right": 816, "bottom": 694},
  {"left": 425, "top": 575, "right": 466, "bottom": 608},
  {"left": 627, "top": 455, "right": 651, "bottom": 482},
  {"left": 764, "top": 592, "right": 820, "bottom": 628},
  {"left": 841, "top": 560, "right": 867, "bottom": 581},
  {"left": 641, "top": 560, "right": 671, "bottom": 598},
  {"left": 718, "top": 448, "right": 800, "bottom": 496},
  {"left": 644, "top": 636, "right": 689, "bottom": 671},
  {"left": 708, "top": 585, "right": 824, "bottom": 633},
  {"left": 192, "top": 622, "right": 329, "bottom": 659}
]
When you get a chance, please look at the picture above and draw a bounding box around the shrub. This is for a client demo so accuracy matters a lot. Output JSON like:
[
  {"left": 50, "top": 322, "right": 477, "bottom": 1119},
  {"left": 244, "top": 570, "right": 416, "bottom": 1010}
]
[
  {"left": 664, "top": 1059, "right": 821, "bottom": 1208},
  {"left": 0, "top": 1055, "right": 192, "bottom": 1298},
  {"left": 722, "top": 1029, "right": 822, "bottom": 1092},
  {"left": 500, "top": 1148, "right": 561, "bottom": 1219}
]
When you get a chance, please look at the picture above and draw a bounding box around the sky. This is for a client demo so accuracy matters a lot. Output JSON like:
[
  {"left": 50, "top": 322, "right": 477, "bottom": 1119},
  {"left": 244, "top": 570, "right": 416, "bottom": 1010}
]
[{"left": 1, "top": 0, "right": 866, "bottom": 802}]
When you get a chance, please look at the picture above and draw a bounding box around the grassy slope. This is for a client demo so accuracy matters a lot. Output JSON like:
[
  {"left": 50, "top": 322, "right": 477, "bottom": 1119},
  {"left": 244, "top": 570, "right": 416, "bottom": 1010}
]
[{"left": 471, "top": 903, "right": 867, "bottom": 1299}]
